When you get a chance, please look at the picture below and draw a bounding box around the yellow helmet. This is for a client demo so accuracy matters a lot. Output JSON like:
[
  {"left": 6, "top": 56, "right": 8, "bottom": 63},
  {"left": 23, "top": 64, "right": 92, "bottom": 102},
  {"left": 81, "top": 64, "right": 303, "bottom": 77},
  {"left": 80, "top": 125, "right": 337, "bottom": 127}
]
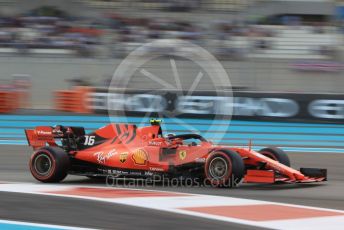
[{"left": 150, "top": 119, "right": 162, "bottom": 126}]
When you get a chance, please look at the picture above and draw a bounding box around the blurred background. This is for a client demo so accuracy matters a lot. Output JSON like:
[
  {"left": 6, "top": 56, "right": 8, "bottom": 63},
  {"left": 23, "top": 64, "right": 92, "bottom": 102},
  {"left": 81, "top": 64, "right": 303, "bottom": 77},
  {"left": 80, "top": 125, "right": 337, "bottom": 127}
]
[
  {"left": 0, "top": 3, "right": 343, "bottom": 229},
  {"left": 0, "top": 0, "right": 343, "bottom": 117}
]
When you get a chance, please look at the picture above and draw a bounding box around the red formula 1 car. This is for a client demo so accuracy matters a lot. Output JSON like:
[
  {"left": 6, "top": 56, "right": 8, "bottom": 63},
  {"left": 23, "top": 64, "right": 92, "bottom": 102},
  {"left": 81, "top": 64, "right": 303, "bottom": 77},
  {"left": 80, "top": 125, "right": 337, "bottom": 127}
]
[{"left": 25, "top": 120, "right": 327, "bottom": 186}]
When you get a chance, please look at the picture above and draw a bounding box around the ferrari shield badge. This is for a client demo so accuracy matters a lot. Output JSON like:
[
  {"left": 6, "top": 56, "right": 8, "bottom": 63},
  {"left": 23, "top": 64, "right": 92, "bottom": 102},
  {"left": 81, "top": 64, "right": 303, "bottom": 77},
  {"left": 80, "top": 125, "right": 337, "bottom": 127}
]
[{"left": 179, "top": 150, "right": 187, "bottom": 160}]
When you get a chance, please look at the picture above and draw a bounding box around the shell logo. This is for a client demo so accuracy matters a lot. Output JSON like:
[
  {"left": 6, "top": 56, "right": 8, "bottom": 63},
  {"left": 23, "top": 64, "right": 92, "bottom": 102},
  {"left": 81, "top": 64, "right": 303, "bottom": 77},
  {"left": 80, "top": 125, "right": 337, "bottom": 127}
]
[{"left": 132, "top": 149, "right": 148, "bottom": 165}]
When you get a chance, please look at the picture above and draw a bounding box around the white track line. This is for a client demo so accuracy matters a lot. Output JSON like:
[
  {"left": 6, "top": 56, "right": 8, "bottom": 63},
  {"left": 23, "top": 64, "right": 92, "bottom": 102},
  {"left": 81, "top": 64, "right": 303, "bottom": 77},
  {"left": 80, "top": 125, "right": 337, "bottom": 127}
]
[{"left": 0, "top": 183, "right": 343, "bottom": 229}]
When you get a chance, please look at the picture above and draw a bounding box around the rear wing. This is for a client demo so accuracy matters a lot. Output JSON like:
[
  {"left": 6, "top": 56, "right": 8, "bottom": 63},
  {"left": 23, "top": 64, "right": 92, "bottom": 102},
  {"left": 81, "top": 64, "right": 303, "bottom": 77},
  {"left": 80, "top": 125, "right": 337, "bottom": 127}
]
[{"left": 25, "top": 126, "right": 57, "bottom": 150}]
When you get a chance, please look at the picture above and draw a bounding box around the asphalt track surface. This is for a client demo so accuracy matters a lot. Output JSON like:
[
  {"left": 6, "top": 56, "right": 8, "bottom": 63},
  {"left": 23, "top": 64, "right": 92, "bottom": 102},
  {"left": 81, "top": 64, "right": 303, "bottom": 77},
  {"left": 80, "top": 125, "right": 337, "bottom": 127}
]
[{"left": 0, "top": 145, "right": 343, "bottom": 229}]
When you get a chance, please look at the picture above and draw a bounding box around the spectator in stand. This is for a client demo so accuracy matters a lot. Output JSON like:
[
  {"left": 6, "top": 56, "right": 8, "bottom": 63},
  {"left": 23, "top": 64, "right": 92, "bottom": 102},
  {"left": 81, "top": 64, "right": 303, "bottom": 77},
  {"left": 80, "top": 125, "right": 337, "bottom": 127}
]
[{"left": 0, "top": 7, "right": 104, "bottom": 57}]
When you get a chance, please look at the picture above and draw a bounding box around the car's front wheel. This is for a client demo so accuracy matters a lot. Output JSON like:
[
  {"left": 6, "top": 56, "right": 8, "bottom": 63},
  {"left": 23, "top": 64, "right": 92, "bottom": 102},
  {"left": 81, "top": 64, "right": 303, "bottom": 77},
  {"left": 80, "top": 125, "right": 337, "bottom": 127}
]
[
  {"left": 205, "top": 150, "right": 245, "bottom": 187},
  {"left": 258, "top": 147, "right": 290, "bottom": 167},
  {"left": 29, "top": 146, "right": 70, "bottom": 183}
]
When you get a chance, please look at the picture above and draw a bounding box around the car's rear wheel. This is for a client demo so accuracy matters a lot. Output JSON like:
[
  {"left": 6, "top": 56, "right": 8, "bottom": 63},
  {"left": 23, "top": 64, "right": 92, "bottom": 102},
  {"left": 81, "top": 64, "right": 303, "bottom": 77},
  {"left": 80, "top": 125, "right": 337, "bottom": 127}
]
[
  {"left": 205, "top": 150, "right": 245, "bottom": 187},
  {"left": 29, "top": 146, "right": 70, "bottom": 183},
  {"left": 258, "top": 147, "right": 290, "bottom": 167}
]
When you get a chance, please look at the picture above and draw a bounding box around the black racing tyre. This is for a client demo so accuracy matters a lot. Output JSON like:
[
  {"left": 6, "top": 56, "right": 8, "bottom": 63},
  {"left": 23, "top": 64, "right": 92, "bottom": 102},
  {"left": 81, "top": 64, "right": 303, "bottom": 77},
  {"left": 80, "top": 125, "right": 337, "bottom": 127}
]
[
  {"left": 29, "top": 146, "right": 70, "bottom": 183},
  {"left": 258, "top": 147, "right": 291, "bottom": 167},
  {"left": 205, "top": 149, "right": 245, "bottom": 188}
]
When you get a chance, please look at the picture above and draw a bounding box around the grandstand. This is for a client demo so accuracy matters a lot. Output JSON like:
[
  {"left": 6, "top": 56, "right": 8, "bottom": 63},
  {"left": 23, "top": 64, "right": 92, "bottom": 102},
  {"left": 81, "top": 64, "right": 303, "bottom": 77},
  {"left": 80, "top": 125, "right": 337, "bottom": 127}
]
[
  {"left": 0, "top": 0, "right": 342, "bottom": 108},
  {"left": 0, "top": 0, "right": 338, "bottom": 60},
  {"left": 77, "top": 0, "right": 251, "bottom": 12},
  {"left": 249, "top": 26, "right": 338, "bottom": 59},
  {"left": 209, "top": 25, "right": 339, "bottom": 60}
]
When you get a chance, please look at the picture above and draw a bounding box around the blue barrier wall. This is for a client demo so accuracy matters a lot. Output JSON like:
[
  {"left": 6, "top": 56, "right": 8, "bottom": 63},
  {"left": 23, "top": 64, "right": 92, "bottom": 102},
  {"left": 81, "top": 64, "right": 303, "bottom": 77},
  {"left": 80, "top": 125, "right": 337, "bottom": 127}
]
[{"left": 1, "top": 115, "right": 344, "bottom": 153}]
